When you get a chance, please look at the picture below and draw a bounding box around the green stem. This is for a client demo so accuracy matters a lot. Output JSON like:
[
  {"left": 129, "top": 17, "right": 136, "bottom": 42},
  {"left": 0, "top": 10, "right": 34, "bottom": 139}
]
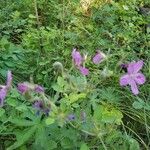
[
  {"left": 69, "top": 122, "right": 96, "bottom": 136},
  {"left": 124, "top": 125, "right": 148, "bottom": 150},
  {"left": 98, "top": 135, "right": 108, "bottom": 150},
  {"left": 33, "top": 0, "right": 44, "bottom": 54}
]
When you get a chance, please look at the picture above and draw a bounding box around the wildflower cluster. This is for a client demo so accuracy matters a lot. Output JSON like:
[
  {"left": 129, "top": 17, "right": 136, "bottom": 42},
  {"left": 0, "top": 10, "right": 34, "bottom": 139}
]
[
  {"left": 72, "top": 48, "right": 106, "bottom": 75},
  {"left": 71, "top": 48, "right": 146, "bottom": 95}
]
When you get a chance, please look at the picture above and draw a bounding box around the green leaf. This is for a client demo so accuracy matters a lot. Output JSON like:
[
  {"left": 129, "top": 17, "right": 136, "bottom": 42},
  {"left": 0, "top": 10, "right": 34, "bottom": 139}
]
[
  {"left": 52, "top": 84, "right": 63, "bottom": 92},
  {"left": 0, "top": 108, "right": 5, "bottom": 117},
  {"left": 29, "top": 14, "right": 36, "bottom": 19},
  {"left": 57, "top": 76, "right": 65, "bottom": 87},
  {"left": 7, "top": 126, "right": 37, "bottom": 150},
  {"left": 132, "top": 101, "right": 143, "bottom": 109},
  {"left": 129, "top": 138, "right": 140, "bottom": 150},
  {"left": 9, "top": 118, "right": 37, "bottom": 126},
  {"left": 16, "top": 104, "right": 28, "bottom": 112},
  {"left": 6, "top": 98, "right": 18, "bottom": 107},
  {"left": 35, "top": 124, "right": 57, "bottom": 149},
  {"left": 4, "top": 61, "right": 15, "bottom": 67},
  {"left": 48, "top": 140, "right": 57, "bottom": 149},
  {"left": 10, "top": 88, "right": 20, "bottom": 97},
  {"left": 94, "top": 105, "right": 123, "bottom": 125},
  {"left": 99, "top": 87, "right": 120, "bottom": 103},
  {"left": 45, "top": 118, "right": 55, "bottom": 125},
  {"left": 61, "top": 138, "right": 73, "bottom": 149},
  {"left": 80, "top": 143, "right": 90, "bottom": 150},
  {"left": 68, "top": 93, "right": 86, "bottom": 103},
  {"left": 144, "top": 104, "right": 150, "bottom": 111}
]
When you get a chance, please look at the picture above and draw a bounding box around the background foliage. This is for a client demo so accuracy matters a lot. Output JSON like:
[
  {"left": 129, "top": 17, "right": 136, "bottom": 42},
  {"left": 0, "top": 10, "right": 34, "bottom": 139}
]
[{"left": 0, "top": 0, "right": 150, "bottom": 149}]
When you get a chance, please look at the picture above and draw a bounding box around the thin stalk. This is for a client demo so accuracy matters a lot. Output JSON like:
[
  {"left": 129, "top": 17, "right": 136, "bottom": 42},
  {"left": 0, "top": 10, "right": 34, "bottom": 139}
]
[
  {"left": 124, "top": 124, "right": 148, "bottom": 150},
  {"left": 69, "top": 121, "right": 96, "bottom": 136},
  {"left": 98, "top": 135, "right": 108, "bottom": 150},
  {"left": 143, "top": 108, "right": 150, "bottom": 144},
  {"left": 94, "top": 123, "right": 108, "bottom": 150},
  {"left": 62, "top": 0, "right": 65, "bottom": 51},
  {"left": 33, "top": 0, "right": 44, "bottom": 54},
  {"left": 121, "top": 121, "right": 128, "bottom": 137}
]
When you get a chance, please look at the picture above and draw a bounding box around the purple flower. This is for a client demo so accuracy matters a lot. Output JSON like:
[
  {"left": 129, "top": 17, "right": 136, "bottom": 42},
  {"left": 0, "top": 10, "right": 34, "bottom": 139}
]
[
  {"left": 71, "top": 48, "right": 90, "bottom": 76},
  {"left": 35, "top": 85, "right": 44, "bottom": 93},
  {"left": 93, "top": 51, "right": 106, "bottom": 64},
  {"left": 33, "top": 100, "right": 50, "bottom": 116},
  {"left": 67, "top": 114, "right": 75, "bottom": 121},
  {"left": 72, "top": 48, "right": 83, "bottom": 67},
  {"left": 44, "top": 108, "right": 50, "bottom": 116},
  {"left": 0, "top": 70, "right": 13, "bottom": 107},
  {"left": 120, "top": 63, "right": 128, "bottom": 69},
  {"left": 17, "top": 83, "right": 29, "bottom": 94},
  {"left": 79, "top": 66, "right": 89, "bottom": 76},
  {"left": 120, "top": 63, "right": 128, "bottom": 72},
  {"left": 33, "top": 100, "right": 44, "bottom": 109},
  {"left": 6, "top": 71, "right": 12, "bottom": 89},
  {"left": 0, "top": 87, "right": 7, "bottom": 107},
  {"left": 120, "top": 60, "right": 146, "bottom": 95}
]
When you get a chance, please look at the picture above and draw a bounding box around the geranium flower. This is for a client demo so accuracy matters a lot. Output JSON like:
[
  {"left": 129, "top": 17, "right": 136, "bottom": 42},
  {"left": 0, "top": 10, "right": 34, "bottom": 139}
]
[
  {"left": 79, "top": 66, "right": 89, "bottom": 76},
  {"left": 71, "top": 48, "right": 89, "bottom": 76},
  {"left": 33, "top": 100, "right": 50, "bottom": 116},
  {"left": 120, "top": 60, "right": 146, "bottom": 95},
  {"left": 6, "top": 70, "right": 12, "bottom": 89},
  {"left": 0, "top": 71, "right": 12, "bottom": 107},
  {"left": 93, "top": 51, "right": 106, "bottom": 64},
  {"left": 0, "top": 87, "right": 7, "bottom": 107},
  {"left": 72, "top": 48, "right": 83, "bottom": 67},
  {"left": 34, "top": 85, "right": 44, "bottom": 93},
  {"left": 17, "top": 83, "right": 29, "bottom": 94},
  {"left": 17, "top": 82, "right": 44, "bottom": 94}
]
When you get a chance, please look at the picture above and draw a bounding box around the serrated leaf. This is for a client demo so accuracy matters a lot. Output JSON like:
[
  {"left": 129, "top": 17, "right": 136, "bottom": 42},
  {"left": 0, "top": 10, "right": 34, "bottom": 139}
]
[
  {"left": 132, "top": 101, "right": 143, "bottom": 109},
  {"left": 80, "top": 143, "right": 90, "bottom": 150},
  {"left": 16, "top": 104, "right": 28, "bottom": 112},
  {"left": 45, "top": 118, "right": 55, "bottom": 125},
  {"left": 9, "top": 118, "right": 37, "bottom": 126},
  {"left": 6, "top": 98, "right": 18, "bottom": 107},
  {"left": 61, "top": 138, "right": 73, "bottom": 149},
  {"left": 48, "top": 140, "right": 57, "bottom": 149},
  {"left": 68, "top": 93, "right": 86, "bottom": 103},
  {"left": 57, "top": 76, "right": 65, "bottom": 87},
  {"left": 94, "top": 105, "right": 123, "bottom": 125},
  {"left": 52, "top": 84, "right": 63, "bottom": 92},
  {"left": 7, "top": 126, "right": 37, "bottom": 150}
]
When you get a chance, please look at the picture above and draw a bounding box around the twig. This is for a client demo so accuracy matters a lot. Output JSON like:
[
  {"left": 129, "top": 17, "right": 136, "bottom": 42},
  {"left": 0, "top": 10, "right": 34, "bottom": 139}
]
[{"left": 33, "top": 0, "right": 44, "bottom": 54}]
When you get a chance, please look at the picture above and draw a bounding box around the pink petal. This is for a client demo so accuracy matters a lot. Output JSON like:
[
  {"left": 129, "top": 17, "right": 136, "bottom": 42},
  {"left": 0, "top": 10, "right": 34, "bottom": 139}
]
[
  {"left": 35, "top": 85, "right": 44, "bottom": 93},
  {"left": 129, "top": 80, "right": 139, "bottom": 95},
  {"left": 6, "top": 70, "right": 12, "bottom": 88},
  {"left": 128, "top": 60, "right": 143, "bottom": 74},
  {"left": 92, "top": 51, "right": 106, "bottom": 64},
  {"left": 17, "top": 83, "right": 29, "bottom": 94},
  {"left": 93, "top": 53, "right": 103, "bottom": 64},
  {"left": 79, "top": 67, "right": 89, "bottom": 76},
  {"left": 120, "top": 74, "right": 130, "bottom": 86},
  {"left": 134, "top": 73, "right": 146, "bottom": 85},
  {"left": 72, "top": 48, "right": 83, "bottom": 67},
  {"left": 71, "top": 48, "right": 77, "bottom": 58},
  {"left": 0, "top": 87, "right": 7, "bottom": 107}
]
